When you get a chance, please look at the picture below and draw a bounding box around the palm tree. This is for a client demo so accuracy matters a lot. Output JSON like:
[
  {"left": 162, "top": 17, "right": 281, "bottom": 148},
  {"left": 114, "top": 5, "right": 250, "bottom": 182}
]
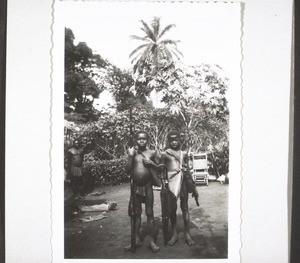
[{"left": 130, "top": 17, "right": 182, "bottom": 73}]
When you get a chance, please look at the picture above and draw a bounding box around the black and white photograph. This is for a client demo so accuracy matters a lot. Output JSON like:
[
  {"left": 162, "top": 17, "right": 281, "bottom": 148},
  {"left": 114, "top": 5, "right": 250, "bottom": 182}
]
[
  {"left": 4, "top": 0, "right": 294, "bottom": 262},
  {"left": 52, "top": 1, "right": 242, "bottom": 261}
]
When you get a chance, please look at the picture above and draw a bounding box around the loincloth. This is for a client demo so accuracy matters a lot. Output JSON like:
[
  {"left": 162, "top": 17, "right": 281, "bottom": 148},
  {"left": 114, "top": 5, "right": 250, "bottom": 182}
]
[
  {"left": 70, "top": 166, "right": 82, "bottom": 177},
  {"left": 168, "top": 170, "right": 183, "bottom": 199},
  {"left": 127, "top": 186, "right": 145, "bottom": 217},
  {"left": 135, "top": 186, "right": 146, "bottom": 203}
]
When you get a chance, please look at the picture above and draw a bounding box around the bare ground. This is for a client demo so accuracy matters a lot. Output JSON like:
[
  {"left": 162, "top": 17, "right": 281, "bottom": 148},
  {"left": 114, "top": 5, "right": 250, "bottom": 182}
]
[{"left": 64, "top": 181, "right": 228, "bottom": 259}]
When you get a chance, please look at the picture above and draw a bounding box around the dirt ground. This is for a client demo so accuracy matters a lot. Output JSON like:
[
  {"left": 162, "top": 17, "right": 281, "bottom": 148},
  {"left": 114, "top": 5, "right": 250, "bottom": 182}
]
[{"left": 64, "top": 181, "right": 228, "bottom": 259}]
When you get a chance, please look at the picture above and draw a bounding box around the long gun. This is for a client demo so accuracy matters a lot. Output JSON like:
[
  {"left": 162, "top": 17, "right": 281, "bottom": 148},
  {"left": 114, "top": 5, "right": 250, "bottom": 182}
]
[
  {"left": 182, "top": 133, "right": 199, "bottom": 206},
  {"left": 194, "top": 191, "right": 200, "bottom": 207},
  {"left": 160, "top": 164, "right": 170, "bottom": 246},
  {"left": 185, "top": 164, "right": 200, "bottom": 207},
  {"left": 129, "top": 106, "right": 136, "bottom": 252}
]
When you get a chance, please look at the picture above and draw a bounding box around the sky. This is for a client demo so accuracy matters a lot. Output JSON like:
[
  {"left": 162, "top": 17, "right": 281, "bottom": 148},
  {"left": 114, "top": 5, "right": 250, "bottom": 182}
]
[{"left": 59, "top": 1, "right": 242, "bottom": 108}]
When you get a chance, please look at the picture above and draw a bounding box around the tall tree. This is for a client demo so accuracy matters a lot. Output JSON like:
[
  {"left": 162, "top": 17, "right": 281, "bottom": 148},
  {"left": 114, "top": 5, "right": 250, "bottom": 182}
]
[
  {"left": 104, "top": 66, "right": 151, "bottom": 112},
  {"left": 65, "top": 28, "right": 107, "bottom": 121},
  {"left": 130, "top": 17, "right": 182, "bottom": 96}
]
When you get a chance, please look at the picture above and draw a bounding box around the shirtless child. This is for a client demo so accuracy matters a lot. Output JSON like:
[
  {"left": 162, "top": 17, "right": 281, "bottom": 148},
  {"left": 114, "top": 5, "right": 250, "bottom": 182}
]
[
  {"left": 66, "top": 138, "right": 87, "bottom": 198},
  {"left": 160, "top": 131, "right": 199, "bottom": 246},
  {"left": 124, "top": 131, "right": 160, "bottom": 253}
]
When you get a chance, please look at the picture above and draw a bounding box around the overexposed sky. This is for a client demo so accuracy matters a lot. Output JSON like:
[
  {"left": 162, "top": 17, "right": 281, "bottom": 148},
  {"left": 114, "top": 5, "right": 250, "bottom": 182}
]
[
  {"left": 58, "top": 1, "right": 241, "bottom": 109},
  {"left": 61, "top": 1, "right": 241, "bottom": 75}
]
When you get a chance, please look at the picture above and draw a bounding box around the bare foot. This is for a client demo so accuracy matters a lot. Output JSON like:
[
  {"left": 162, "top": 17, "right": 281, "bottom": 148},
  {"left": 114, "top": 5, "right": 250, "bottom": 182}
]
[
  {"left": 123, "top": 240, "right": 142, "bottom": 251},
  {"left": 149, "top": 241, "right": 160, "bottom": 253},
  {"left": 167, "top": 235, "right": 178, "bottom": 246},
  {"left": 185, "top": 234, "right": 196, "bottom": 246}
]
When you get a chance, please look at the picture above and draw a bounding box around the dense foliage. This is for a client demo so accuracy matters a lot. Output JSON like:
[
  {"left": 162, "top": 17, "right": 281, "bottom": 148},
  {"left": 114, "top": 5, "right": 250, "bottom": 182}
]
[
  {"left": 64, "top": 19, "right": 230, "bottom": 183},
  {"left": 65, "top": 28, "right": 108, "bottom": 121},
  {"left": 84, "top": 158, "right": 128, "bottom": 186}
]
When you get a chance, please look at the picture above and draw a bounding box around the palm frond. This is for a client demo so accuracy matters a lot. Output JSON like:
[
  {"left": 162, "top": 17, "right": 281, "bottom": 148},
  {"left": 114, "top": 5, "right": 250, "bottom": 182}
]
[
  {"left": 174, "top": 48, "right": 183, "bottom": 58},
  {"left": 152, "top": 17, "right": 161, "bottom": 39},
  {"left": 159, "top": 41, "right": 183, "bottom": 58},
  {"left": 159, "top": 39, "right": 180, "bottom": 47},
  {"left": 170, "top": 44, "right": 183, "bottom": 58},
  {"left": 131, "top": 56, "right": 139, "bottom": 64},
  {"left": 158, "top": 24, "right": 175, "bottom": 40},
  {"left": 129, "top": 43, "right": 149, "bottom": 58},
  {"left": 131, "top": 51, "right": 147, "bottom": 65},
  {"left": 139, "top": 44, "right": 154, "bottom": 61},
  {"left": 133, "top": 62, "right": 139, "bottom": 73},
  {"left": 130, "top": 35, "right": 150, "bottom": 42},
  {"left": 170, "top": 49, "right": 183, "bottom": 60},
  {"left": 131, "top": 44, "right": 153, "bottom": 70},
  {"left": 131, "top": 52, "right": 144, "bottom": 64},
  {"left": 140, "top": 20, "right": 156, "bottom": 42}
]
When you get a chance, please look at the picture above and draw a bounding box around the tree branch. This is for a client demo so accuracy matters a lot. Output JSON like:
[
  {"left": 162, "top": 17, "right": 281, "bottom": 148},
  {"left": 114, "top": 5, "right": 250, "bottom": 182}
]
[{"left": 95, "top": 141, "right": 116, "bottom": 159}]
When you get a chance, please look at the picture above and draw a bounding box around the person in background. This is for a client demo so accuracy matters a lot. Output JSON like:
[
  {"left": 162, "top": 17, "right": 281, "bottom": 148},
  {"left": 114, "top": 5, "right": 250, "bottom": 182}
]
[{"left": 66, "top": 138, "right": 88, "bottom": 198}]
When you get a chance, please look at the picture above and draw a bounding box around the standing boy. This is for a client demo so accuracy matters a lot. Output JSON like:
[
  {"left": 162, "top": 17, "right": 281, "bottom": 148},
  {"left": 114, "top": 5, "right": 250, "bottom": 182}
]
[
  {"left": 124, "top": 130, "right": 160, "bottom": 253},
  {"left": 160, "top": 131, "right": 199, "bottom": 246}
]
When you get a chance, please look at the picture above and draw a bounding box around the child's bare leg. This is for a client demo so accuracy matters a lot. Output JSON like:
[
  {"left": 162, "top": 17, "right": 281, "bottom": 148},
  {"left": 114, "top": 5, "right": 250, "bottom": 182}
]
[
  {"left": 135, "top": 215, "right": 142, "bottom": 246},
  {"left": 145, "top": 183, "right": 160, "bottom": 252},
  {"left": 180, "top": 186, "right": 196, "bottom": 246},
  {"left": 146, "top": 215, "right": 160, "bottom": 252},
  {"left": 167, "top": 201, "right": 178, "bottom": 246}
]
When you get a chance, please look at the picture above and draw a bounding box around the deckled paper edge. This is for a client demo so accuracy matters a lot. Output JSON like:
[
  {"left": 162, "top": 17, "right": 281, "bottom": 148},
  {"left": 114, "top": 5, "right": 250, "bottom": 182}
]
[
  {"left": 239, "top": 2, "right": 245, "bottom": 262},
  {"left": 49, "top": 1, "right": 244, "bottom": 262}
]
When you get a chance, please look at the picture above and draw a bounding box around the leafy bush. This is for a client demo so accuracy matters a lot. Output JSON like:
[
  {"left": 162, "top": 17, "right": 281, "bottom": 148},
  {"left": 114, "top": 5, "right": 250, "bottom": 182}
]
[
  {"left": 207, "top": 143, "right": 229, "bottom": 176},
  {"left": 83, "top": 158, "right": 129, "bottom": 186}
]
